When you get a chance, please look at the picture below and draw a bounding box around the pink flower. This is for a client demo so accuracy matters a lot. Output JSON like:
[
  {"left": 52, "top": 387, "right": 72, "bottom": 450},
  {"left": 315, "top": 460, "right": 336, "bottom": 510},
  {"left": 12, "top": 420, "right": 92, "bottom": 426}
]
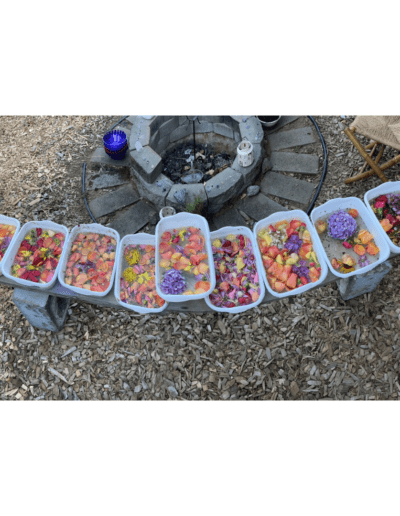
[
  {"left": 342, "top": 241, "right": 353, "bottom": 249},
  {"left": 375, "top": 201, "right": 386, "bottom": 209}
]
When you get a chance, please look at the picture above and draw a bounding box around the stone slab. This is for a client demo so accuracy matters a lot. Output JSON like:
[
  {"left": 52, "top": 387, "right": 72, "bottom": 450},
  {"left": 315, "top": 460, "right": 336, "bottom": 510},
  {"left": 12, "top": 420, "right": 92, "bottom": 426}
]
[
  {"left": 87, "top": 170, "right": 130, "bottom": 190},
  {"left": 268, "top": 127, "right": 317, "bottom": 151},
  {"left": 260, "top": 171, "right": 315, "bottom": 205},
  {"left": 198, "top": 116, "right": 224, "bottom": 124},
  {"left": 205, "top": 167, "right": 244, "bottom": 215},
  {"left": 337, "top": 261, "right": 392, "bottom": 301},
  {"left": 89, "top": 147, "right": 131, "bottom": 168},
  {"left": 88, "top": 184, "right": 139, "bottom": 218},
  {"left": 130, "top": 146, "right": 162, "bottom": 184},
  {"left": 166, "top": 184, "right": 208, "bottom": 212},
  {"left": 239, "top": 117, "right": 263, "bottom": 144},
  {"left": 231, "top": 142, "right": 264, "bottom": 188},
  {"left": 170, "top": 123, "right": 193, "bottom": 143},
  {"left": 194, "top": 121, "right": 214, "bottom": 134},
  {"left": 129, "top": 119, "right": 151, "bottom": 149},
  {"left": 269, "top": 151, "right": 319, "bottom": 175},
  {"left": 108, "top": 200, "right": 156, "bottom": 238},
  {"left": 237, "top": 193, "right": 287, "bottom": 221},
  {"left": 213, "top": 208, "right": 246, "bottom": 230},
  {"left": 130, "top": 168, "right": 173, "bottom": 210}
]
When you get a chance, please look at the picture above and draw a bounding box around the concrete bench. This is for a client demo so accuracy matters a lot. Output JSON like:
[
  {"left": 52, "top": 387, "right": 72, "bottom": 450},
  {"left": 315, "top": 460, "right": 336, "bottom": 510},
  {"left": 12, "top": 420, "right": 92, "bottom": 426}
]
[{"left": 0, "top": 257, "right": 394, "bottom": 332}]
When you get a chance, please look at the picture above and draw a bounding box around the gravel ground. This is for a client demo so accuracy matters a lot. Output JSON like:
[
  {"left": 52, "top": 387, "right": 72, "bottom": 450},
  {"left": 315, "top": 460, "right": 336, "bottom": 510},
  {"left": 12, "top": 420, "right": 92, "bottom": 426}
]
[{"left": 1, "top": 115, "right": 400, "bottom": 401}]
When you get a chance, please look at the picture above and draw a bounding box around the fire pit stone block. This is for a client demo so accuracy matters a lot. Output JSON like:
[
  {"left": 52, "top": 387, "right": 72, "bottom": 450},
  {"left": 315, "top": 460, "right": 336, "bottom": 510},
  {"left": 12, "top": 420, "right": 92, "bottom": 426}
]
[
  {"left": 213, "top": 123, "right": 234, "bottom": 139},
  {"left": 194, "top": 121, "right": 214, "bottom": 134},
  {"left": 130, "top": 168, "right": 173, "bottom": 210},
  {"left": 130, "top": 146, "right": 162, "bottom": 184},
  {"left": 129, "top": 118, "right": 152, "bottom": 149},
  {"left": 170, "top": 123, "right": 193, "bottom": 143},
  {"left": 158, "top": 117, "right": 179, "bottom": 140},
  {"left": 239, "top": 116, "right": 263, "bottom": 144},
  {"left": 205, "top": 167, "right": 244, "bottom": 214},
  {"left": 166, "top": 184, "right": 208, "bottom": 212},
  {"left": 231, "top": 142, "right": 263, "bottom": 188}
]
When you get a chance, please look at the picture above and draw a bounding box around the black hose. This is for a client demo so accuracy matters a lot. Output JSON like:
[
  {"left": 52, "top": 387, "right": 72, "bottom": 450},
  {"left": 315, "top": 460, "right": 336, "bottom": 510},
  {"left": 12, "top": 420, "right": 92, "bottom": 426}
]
[
  {"left": 82, "top": 162, "right": 97, "bottom": 223},
  {"left": 306, "top": 116, "right": 328, "bottom": 215},
  {"left": 82, "top": 116, "right": 130, "bottom": 223}
]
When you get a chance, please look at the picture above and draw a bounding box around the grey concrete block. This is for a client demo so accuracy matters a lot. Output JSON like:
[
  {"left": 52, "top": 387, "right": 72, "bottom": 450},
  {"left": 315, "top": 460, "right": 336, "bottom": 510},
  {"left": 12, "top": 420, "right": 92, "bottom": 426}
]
[
  {"left": 260, "top": 171, "right": 315, "bottom": 205},
  {"left": 231, "top": 142, "right": 264, "bottom": 188},
  {"left": 213, "top": 208, "right": 246, "bottom": 229},
  {"left": 179, "top": 116, "right": 189, "bottom": 126},
  {"left": 234, "top": 131, "right": 241, "bottom": 142},
  {"left": 12, "top": 288, "right": 70, "bottom": 332},
  {"left": 89, "top": 184, "right": 140, "bottom": 218},
  {"left": 237, "top": 193, "right": 287, "bottom": 221},
  {"left": 269, "top": 151, "right": 319, "bottom": 175},
  {"left": 213, "top": 123, "right": 234, "bottom": 139},
  {"left": 108, "top": 201, "right": 157, "bottom": 238},
  {"left": 166, "top": 184, "right": 207, "bottom": 211},
  {"left": 337, "top": 261, "right": 392, "bottom": 301},
  {"left": 170, "top": 123, "right": 193, "bottom": 143},
  {"left": 194, "top": 121, "right": 214, "bottom": 134},
  {"left": 130, "top": 146, "right": 163, "bottom": 184},
  {"left": 198, "top": 116, "right": 224, "bottom": 124},
  {"left": 149, "top": 116, "right": 168, "bottom": 134},
  {"left": 129, "top": 119, "right": 151, "bottom": 150},
  {"left": 89, "top": 147, "right": 131, "bottom": 168},
  {"left": 205, "top": 167, "right": 244, "bottom": 214},
  {"left": 159, "top": 117, "right": 179, "bottom": 139},
  {"left": 268, "top": 127, "right": 317, "bottom": 151},
  {"left": 130, "top": 169, "right": 173, "bottom": 210},
  {"left": 239, "top": 116, "right": 263, "bottom": 145},
  {"left": 150, "top": 129, "right": 161, "bottom": 149},
  {"left": 155, "top": 134, "right": 171, "bottom": 155}
]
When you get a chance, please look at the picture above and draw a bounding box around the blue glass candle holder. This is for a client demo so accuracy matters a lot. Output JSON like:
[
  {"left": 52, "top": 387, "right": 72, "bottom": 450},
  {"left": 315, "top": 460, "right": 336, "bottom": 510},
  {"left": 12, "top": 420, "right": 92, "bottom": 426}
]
[{"left": 103, "top": 130, "right": 128, "bottom": 160}]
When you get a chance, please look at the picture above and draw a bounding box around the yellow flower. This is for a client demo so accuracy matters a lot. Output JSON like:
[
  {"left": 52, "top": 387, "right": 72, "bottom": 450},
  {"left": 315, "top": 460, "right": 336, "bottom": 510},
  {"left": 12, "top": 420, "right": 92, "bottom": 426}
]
[
  {"left": 179, "top": 229, "right": 186, "bottom": 242},
  {"left": 226, "top": 234, "right": 235, "bottom": 241},
  {"left": 212, "top": 239, "right": 222, "bottom": 248},
  {"left": 236, "top": 257, "right": 245, "bottom": 271},
  {"left": 123, "top": 267, "right": 137, "bottom": 283},
  {"left": 125, "top": 248, "right": 140, "bottom": 266},
  {"left": 20, "top": 250, "right": 32, "bottom": 258}
]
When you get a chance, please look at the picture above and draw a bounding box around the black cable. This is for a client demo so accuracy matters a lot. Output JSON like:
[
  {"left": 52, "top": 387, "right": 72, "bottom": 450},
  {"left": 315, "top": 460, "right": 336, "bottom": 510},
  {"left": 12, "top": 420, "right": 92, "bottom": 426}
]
[
  {"left": 306, "top": 116, "right": 328, "bottom": 215},
  {"left": 82, "top": 162, "right": 97, "bottom": 223}
]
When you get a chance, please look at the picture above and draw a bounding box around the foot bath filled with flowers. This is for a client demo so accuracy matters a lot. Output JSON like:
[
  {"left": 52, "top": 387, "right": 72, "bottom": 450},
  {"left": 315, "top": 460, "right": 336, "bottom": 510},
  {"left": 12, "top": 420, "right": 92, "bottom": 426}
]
[
  {"left": 58, "top": 223, "right": 120, "bottom": 297},
  {"left": 364, "top": 181, "right": 400, "bottom": 254},
  {"left": 254, "top": 210, "right": 327, "bottom": 297},
  {"left": 115, "top": 234, "right": 167, "bottom": 314},
  {"left": 205, "top": 226, "right": 265, "bottom": 313},
  {"left": 311, "top": 197, "right": 390, "bottom": 278},
  {"left": 155, "top": 213, "right": 215, "bottom": 302},
  {"left": 0, "top": 215, "right": 20, "bottom": 274},
  {"left": 0, "top": 220, "right": 68, "bottom": 289}
]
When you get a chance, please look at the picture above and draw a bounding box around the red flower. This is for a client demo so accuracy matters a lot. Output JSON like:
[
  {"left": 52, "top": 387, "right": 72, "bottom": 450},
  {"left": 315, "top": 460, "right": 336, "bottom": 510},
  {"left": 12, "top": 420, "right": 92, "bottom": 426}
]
[
  {"left": 36, "top": 238, "right": 44, "bottom": 248},
  {"left": 375, "top": 201, "right": 386, "bottom": 209},
  {"left": 30, "top": 245, "right": 38, "bottom": 253},
  {"left": 36, "top": 228, "right": 42, "bottom": 237},
  {"left": 238, "top": 294, "right": 251, "bottom": 305},
  {"left": 376, "top": 195, "right": 388, "bottom": 203},
  {"left": 20, "top": 240, "right": 31, "bottom": 250},
  {"left": 387, "top": 214, "right": 396, "bottom": 225},
  {"left": 224, "top": 302, "right": 236, "bottom": 308},
  {"left": 342, "top": 241, "right": 353, "bottom": 249}
]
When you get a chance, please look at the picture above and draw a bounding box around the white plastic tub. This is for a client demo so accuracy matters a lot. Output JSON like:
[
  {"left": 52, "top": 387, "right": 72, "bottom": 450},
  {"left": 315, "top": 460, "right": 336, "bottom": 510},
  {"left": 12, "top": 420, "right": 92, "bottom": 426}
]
[
  {"left": 310, "top": 197, "right": 390, "bottom": 279},
  {"left": 155, "top": 212, "right": 216, "bottom": 302},
  {"left": 1, "top": 220, "right": 69, "bottom": 289},
  {"left": 364, "top": 181, "right": 400, "bottom": 254},
  {"left": 253, "top": 209, "right": 328, "bottom": 298},
  {"left": 114, "top": 233, "right": 168, "bottom": 314},
  {"left": 58, "top": 223, "right": 120, "bottom": 297},
  {"left": 0, "top": 215, "right": 21, "bottom": 276},
  {"left": 204, "top": 226, "right": 265, "bottom": 313}
]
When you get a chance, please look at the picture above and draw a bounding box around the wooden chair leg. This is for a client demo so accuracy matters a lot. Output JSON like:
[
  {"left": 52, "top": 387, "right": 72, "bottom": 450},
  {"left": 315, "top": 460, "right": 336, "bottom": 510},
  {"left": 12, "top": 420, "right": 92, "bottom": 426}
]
[
  {"left": 344, "top": 127, "right": 388, "bottom": 183},
  {"left": 345, "top": 149, "right": 400, "bottom": 185}
]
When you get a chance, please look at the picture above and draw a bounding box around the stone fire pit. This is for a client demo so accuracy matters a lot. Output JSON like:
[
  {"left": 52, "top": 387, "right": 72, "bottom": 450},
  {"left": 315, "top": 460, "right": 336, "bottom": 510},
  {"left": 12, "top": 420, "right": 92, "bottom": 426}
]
[{"left": 128, "top": 116, "right": 265, "bottom": 214}]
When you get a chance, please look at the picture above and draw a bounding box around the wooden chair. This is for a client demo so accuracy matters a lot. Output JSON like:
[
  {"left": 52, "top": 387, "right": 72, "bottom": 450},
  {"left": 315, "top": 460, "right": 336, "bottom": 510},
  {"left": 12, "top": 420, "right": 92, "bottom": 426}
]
[{"left": 344, "top": 116, "right": 400, "bottom": 185}]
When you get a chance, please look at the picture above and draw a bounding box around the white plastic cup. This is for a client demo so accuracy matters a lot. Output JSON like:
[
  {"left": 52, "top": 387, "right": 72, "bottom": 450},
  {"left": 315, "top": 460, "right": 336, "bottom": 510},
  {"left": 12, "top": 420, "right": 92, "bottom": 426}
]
[
  {"left": 159, "top": 206, "right": 176, "bottom": 219},
  {"left": 237, "top": 139, "right": 254, "bottom": 167}
]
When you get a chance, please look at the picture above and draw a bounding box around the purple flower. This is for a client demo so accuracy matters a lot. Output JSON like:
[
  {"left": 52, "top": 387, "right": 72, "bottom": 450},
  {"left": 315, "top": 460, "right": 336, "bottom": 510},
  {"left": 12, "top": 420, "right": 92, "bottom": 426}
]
[
  {"left": 161, "top": 269, "right": 186, "bottom": 295},
  {"left": 286, "top": 234, "right": 302, "bottom": 253},
  {"left": 387, "top": 194, "right": 400, "bottom": 215},
  {"left": 358, "top": 255, "right": 370, "bottom": 268},
  {"left": 292, "top": 265, "right": 310, "bottom": 279},
  {"left": 106, "top": 245, "right": 115, "bottom": 253},
  {"left": 328, "top": 210, "right": 357, "bottom": 239},
  {"left": 1, "top": 236, "right": 12, "bottom": 251}
]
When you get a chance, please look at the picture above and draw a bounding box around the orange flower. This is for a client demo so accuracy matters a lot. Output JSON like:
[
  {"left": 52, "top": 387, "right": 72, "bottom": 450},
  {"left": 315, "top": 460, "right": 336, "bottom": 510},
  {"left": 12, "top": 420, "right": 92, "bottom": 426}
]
[
  {"left": 380, "top": 218, "right": 393, "bottom": 233},
  {"left": 358, "top": 229, "right": 374, "bottom": 245},
  {"left": 342, "top": 254, "right": 356, "bottom": 267},
  {"left": 353, "top": 244, "right": 366, "bottom": 256},
  {"left": 366, "top": 242, "right": 379, "bottom": 255},
  {"left": 348, "top": 209, "right": 359, "bottom": 218}
]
